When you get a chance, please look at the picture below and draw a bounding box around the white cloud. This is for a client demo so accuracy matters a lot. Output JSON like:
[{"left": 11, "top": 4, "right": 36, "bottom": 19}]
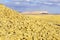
[
  {"left": 0, "top": 0, "right": 9, "bottom": 3},
  {"left": 56, "top": 3, "right": 60, "bottom": 6},
  {"left": 15, "top": 2, "right": 20, "bottom": 5},
  {"left": 50, "top": 0, "right": 60, "bottom": 2},
  {"left": 1, "top": 0, "right": 60, "bottom": 6},
  {"left": 11, "top": 0, "right": 22, "bottom": 1},
  {"left": 26, "top": 0, "right": 31, "bottom": 2},
  {"left": 43, "top": 2, "right": 53, "bottom": 5}
]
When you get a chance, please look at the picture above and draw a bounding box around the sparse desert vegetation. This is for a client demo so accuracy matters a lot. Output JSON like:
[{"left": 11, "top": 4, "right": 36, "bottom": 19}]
[{"left": 0, "top": 4, "right": 60, "bottom": 40}]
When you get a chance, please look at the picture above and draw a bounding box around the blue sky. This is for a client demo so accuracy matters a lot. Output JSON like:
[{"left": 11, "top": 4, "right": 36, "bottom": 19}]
[{"left": 0, "top": 0, "right": 60, "bottom": 14}]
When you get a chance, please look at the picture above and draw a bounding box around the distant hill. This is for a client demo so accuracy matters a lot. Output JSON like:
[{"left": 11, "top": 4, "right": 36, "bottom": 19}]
[{"left": 22, "top": 11, "right": 48, "bottom": 15}]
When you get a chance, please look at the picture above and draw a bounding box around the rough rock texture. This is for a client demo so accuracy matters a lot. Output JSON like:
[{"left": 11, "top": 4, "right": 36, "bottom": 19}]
[{"left": 0, "top": 4, "right": 60, "bottom": 40}]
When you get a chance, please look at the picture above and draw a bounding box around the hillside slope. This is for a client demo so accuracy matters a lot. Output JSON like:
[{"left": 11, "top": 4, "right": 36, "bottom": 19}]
[{"left": 0, "top": 4, "right": 60, "bottom": 40}]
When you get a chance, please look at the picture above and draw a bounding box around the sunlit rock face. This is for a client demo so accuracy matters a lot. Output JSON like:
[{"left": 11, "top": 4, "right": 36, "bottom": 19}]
[{"left": 0, "top": 4, "right": 60, "bottom": 40}]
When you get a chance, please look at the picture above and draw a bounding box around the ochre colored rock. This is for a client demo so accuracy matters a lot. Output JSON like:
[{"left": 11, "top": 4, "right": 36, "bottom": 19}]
[{"left": 0, "top": 4, "right": 60, "bottom": 40}]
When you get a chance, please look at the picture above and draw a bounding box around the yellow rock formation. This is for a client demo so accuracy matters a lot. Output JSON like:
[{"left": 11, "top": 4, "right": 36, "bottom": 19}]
[{"left": 0, "top": 4, "right": 60, "bottom": 40}]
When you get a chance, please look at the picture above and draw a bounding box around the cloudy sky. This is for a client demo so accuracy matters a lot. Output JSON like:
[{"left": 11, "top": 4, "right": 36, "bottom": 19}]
[{"left": 0, "top": 0, "right": 60, "bottom": 14}]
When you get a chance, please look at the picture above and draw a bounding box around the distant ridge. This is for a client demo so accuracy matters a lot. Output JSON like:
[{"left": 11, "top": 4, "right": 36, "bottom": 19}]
[{"left": 22, "top": 11, "right": 48, "bottom": 15}]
